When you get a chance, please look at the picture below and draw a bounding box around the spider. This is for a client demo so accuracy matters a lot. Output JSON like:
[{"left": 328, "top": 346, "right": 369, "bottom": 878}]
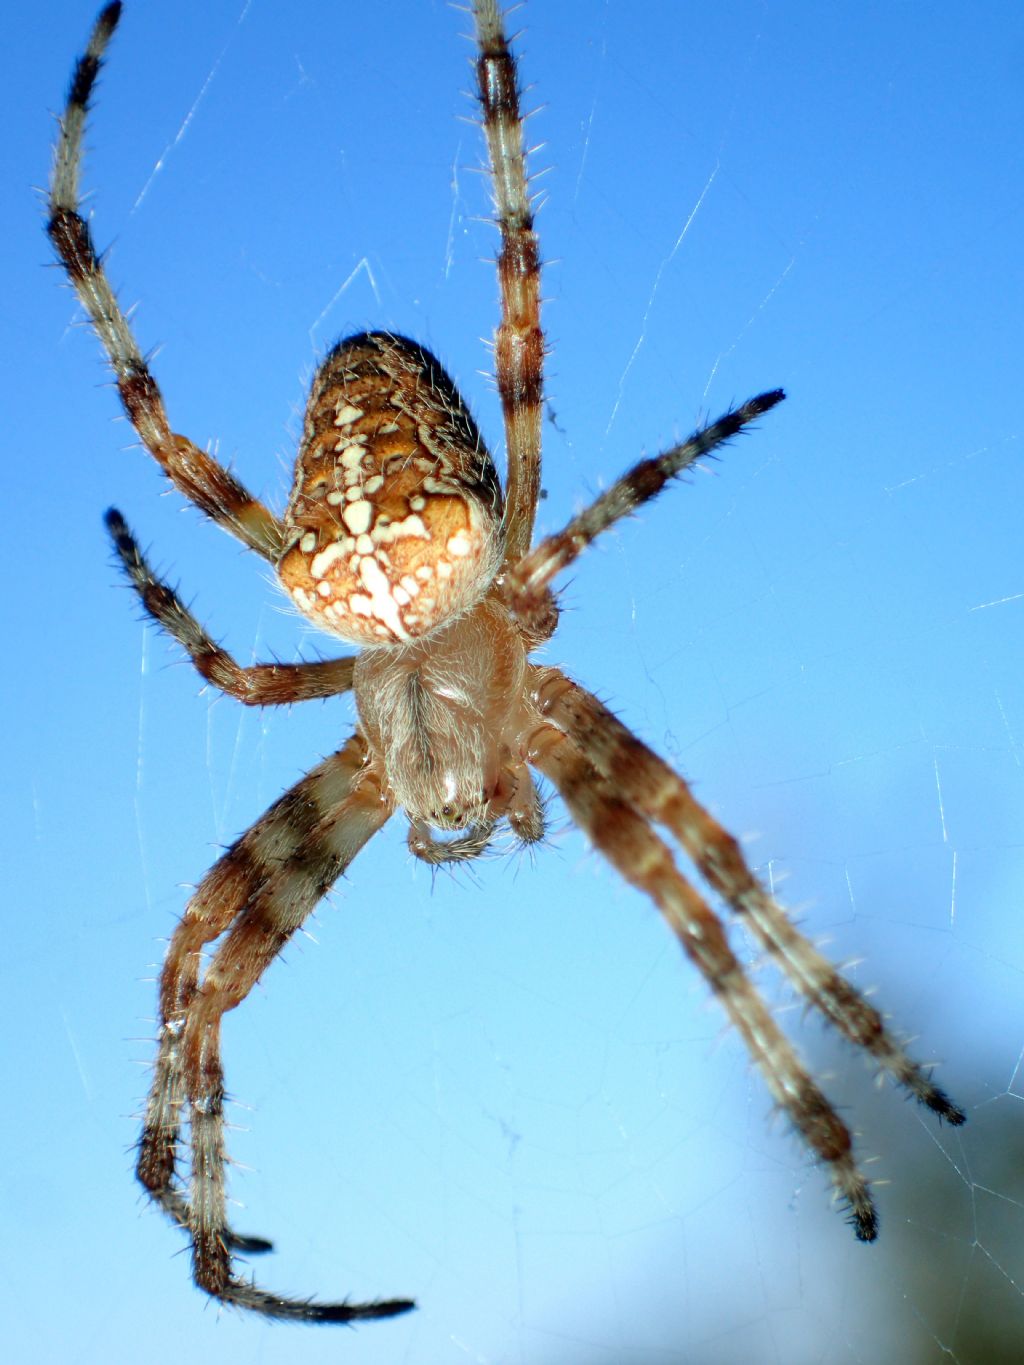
[{"left": 49, "top": 0, "right": 966, "bottom": 1328}]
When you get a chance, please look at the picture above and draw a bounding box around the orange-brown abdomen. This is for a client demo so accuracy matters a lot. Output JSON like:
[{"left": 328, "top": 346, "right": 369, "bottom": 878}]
[{"left": 279, "top": 332, "right": 504, "bottom": 645}]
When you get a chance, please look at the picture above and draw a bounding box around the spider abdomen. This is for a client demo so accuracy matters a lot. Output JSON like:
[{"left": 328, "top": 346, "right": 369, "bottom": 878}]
[{"left": 280, "top": 332, "right": 504, "bottom": 646}]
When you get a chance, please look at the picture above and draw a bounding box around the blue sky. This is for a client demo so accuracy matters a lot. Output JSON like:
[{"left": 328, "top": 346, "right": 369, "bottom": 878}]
[{"left": 8, "top": 2, "right": 1024, "bottom": 1361}]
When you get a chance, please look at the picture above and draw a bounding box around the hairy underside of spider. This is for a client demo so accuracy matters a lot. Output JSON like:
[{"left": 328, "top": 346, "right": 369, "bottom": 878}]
[{"left": 50, "top": 0, "right": 964, "bottom": 1327}]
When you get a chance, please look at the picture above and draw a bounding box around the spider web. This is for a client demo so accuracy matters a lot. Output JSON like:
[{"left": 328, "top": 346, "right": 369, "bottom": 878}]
[{"left": 25, "top": 3, "right": 1023, "bottom": 1364}]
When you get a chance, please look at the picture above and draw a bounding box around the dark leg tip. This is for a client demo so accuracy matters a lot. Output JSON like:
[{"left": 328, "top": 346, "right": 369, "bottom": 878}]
[
  {"left": 226, "top": 1231, "right": 274, "bottom": 1255},
  {"left": 853, "top": 1207, "right": 879, "bottom": 1243},
  {"left": 99, "top": 2, "right": 123, "bottom": 36}
]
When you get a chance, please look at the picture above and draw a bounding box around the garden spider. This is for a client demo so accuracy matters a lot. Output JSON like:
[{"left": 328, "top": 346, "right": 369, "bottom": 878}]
[{"left": 49, "top": 0, "right": 965, "bottom": 1327}]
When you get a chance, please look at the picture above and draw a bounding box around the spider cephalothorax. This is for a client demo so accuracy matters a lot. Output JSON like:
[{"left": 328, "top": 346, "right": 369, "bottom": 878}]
[{"left": 50, "top": 0, "right": 964, "bottom": 1327}]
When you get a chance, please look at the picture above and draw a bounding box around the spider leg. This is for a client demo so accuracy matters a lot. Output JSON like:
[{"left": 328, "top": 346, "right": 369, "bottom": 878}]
[
  {"left": 503, "top": 390, "right": 785, "bottom": 624},
  {"left": 529, "top": 721, "right": 880, "bottom": 1241},
  {"left": 179, "top": 741, "right": 410, "bottom": 1322},
  {"left": 139, "top": 736, "right": 413, "bottom": 1320},
  {"left": 136, "top": 739, "right": 371, "bottom": 1243},
  {"left": 471, "top": 0, "right": 544, "bottom": 562},
  {"left": 48, "top": 6, "right": 284, "bottom": 561},
  {"left": 534, "top": 665, "right": 966, "bottom": 1126},
  {"left": 106, "top": 509, "right": 355, "bottom": 704}
]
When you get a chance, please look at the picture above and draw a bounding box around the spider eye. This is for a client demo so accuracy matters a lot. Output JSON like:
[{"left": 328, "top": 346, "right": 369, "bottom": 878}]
[{"left": 279, "top": 332, "right": 504, "bottom": 645}]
